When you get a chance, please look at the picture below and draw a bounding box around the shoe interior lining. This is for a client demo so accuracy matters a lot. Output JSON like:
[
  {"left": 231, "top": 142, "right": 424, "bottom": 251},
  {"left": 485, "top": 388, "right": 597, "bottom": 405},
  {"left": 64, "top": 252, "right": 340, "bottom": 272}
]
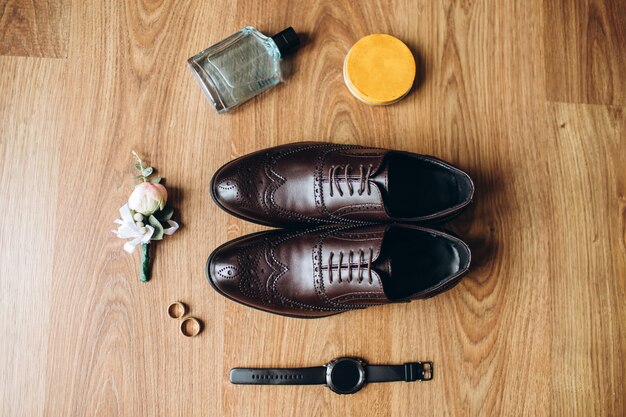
[
  {"left": 384, "top": 152, "right": 463, "bottom": 218},
  {"left": 377, "top": 227, "right": 464, "bottom": 300}
]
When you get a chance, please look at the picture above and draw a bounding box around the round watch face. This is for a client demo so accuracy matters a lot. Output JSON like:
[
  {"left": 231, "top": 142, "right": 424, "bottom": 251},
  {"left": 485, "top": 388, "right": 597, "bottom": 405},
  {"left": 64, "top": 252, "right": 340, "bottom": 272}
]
[{"left": 326, "top": 357, "right": 366, "bottom": 394}]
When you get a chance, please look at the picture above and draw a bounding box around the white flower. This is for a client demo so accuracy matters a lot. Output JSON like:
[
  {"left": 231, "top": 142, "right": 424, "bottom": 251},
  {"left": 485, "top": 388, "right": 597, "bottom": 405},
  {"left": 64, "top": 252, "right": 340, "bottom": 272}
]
[
  {"left": 112, "top": 204, "right": 154, "bottom": 253},
  {"left": 163, "top": 220, "right": 179, "bottom": 236}
]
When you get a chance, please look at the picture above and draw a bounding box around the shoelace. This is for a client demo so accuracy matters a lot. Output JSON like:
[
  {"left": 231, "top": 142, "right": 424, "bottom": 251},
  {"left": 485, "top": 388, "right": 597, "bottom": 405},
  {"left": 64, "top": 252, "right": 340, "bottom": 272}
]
[
  {"left": 329, "top": 164, "right": 374, "bottom": 197},
  {"left": 328, "top": 248, "right": 374, "bottom": 284}
]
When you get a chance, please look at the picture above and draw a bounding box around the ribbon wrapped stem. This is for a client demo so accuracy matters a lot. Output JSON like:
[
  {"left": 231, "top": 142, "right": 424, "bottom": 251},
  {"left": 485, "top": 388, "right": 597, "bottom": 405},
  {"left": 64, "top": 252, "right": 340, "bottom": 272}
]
[{"left": 140, "top": 243, "right": 151, "bottom": 282}]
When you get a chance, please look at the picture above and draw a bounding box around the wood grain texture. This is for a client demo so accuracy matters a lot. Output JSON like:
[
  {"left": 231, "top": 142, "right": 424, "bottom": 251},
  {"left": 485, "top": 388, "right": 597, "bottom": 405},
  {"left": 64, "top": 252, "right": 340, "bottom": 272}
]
[
  {"left": 0, "top": 0, "right": 69, "bottom": 57},
  {"left": 544, "top": 0, "right": 626, "bottom": 105},
  {"left": 0, "top": 57, "right": 63, "bottom": 417},
  {"left": 0, "top": 0, "right": 624, "bottom": 416},
  {"left": 546, "top": 103, "right": 625, "bottom": 416}
]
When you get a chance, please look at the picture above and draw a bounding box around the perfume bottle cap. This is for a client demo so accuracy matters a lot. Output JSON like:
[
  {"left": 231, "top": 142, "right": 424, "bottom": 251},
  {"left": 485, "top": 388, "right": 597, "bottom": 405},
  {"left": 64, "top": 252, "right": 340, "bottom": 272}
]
[{"left": 271, "top": 27, "right": 300, "bottom": 57}]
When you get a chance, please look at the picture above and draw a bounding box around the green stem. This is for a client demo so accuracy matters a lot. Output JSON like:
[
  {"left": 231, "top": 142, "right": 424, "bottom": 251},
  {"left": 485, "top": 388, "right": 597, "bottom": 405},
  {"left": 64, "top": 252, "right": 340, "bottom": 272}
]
[{"left": 140, "top": 243, "right": 151, "bottom": 282}]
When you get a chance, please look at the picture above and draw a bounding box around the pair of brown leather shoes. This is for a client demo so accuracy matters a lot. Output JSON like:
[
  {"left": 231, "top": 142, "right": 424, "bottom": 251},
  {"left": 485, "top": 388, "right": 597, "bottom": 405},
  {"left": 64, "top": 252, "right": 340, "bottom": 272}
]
[{"left": 206, "top": 142, "right": 474, "bottom": 318}]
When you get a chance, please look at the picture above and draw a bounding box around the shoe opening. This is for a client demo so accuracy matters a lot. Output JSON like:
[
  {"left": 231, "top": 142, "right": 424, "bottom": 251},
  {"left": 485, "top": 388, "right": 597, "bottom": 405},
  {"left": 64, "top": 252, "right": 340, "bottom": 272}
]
[
  {"left": 377, "top": 226, "right": 469, "bottom": 300},
  {"left": 383, "top": 152, "right": 472, "bottom": 219}
]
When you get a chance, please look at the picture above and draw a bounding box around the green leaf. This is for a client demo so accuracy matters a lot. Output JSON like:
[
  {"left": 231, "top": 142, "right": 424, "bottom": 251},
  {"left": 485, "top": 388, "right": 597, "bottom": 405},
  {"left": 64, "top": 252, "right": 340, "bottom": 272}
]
[
  {"left": 135, "top": 162, "right": 143, "bottom": 171},
  {"left": 148, "top": 215, "right": 164, "bottom": 240},
  {"left": 154, "top": 205, "right": 173, "bottom": 221},
  {"left": 150, "top": 177, "right": 162, "bottom": 184},
  {"left": 142, "top": 167, "right": 153, "bottom": 177}
]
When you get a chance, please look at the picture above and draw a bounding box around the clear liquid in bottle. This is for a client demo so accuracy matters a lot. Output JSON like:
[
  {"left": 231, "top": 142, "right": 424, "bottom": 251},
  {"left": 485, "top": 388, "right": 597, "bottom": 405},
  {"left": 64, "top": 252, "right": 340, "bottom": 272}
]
[{"left": 188, "top": 27, "right": 300, "bottom": 113}]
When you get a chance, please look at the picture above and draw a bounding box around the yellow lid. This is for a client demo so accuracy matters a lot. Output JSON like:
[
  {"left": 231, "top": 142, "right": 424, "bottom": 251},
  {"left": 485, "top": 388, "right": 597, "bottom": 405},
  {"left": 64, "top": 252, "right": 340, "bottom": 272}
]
[{"left": 343, "top": 34, "right": 416, "bottom": 105}]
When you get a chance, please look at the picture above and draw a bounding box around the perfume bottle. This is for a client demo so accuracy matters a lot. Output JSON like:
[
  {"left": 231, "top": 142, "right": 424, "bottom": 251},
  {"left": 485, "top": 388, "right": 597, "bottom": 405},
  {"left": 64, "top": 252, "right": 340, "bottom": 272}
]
[{"left": 188, "top": 26, "right": 300, "bottom": 113}]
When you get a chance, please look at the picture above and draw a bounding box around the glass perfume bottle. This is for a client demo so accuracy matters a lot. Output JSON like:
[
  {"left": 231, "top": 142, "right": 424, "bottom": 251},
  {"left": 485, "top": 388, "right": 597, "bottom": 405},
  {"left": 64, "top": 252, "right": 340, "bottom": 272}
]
[{"left": 188, "top": 26, "right": 300, "bottom": 113}]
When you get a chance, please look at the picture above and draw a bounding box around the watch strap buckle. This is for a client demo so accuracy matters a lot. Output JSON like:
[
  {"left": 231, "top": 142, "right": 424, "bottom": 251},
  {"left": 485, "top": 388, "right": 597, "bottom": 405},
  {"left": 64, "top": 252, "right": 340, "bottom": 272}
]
[{"left": 404, "top": 362, "right": 433, "bottom": 382}]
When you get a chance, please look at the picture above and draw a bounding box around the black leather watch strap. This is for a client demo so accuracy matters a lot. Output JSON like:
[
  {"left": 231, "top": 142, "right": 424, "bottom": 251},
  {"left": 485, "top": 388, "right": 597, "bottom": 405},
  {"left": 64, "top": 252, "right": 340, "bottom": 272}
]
[
  {"left": 366, "top": 362, "right": 433, "bottom": 383},
  {"left": 230, "top": 366, "right": 326, "bottom": 385}
]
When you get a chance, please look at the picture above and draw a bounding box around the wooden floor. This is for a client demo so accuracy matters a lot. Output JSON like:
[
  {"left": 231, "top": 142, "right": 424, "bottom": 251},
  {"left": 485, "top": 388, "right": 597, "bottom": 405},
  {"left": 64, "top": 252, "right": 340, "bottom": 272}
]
[{"left": 1, "top": 0, "right": 624, "bottom": 416}]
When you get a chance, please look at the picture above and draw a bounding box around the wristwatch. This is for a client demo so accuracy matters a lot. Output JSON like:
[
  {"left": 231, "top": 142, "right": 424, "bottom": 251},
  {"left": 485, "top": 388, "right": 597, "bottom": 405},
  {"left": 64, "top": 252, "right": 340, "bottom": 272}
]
[{"left": 229, "top": 357, "right": 433, "bottom": 394}]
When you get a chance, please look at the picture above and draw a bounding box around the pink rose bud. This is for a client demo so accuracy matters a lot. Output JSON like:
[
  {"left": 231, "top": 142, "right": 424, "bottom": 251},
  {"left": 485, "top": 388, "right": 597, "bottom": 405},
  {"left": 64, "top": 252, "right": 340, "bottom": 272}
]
[{"left": 128, "top": 182, "right": 168, "bottom": 216}]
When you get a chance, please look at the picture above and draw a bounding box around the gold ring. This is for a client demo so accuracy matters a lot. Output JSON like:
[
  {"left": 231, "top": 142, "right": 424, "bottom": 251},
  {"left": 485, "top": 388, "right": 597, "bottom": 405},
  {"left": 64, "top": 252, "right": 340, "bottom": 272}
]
[
  {"left": 180, "top": 317, "right": 202, "bottom": 337},
  {"left": 167, "top": 301, "right": 187, "bottom": 319}
]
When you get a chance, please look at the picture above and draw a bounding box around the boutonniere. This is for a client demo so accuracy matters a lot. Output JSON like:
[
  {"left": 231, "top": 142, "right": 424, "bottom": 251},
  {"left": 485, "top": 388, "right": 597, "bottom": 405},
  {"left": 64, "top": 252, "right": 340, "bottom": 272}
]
[{"left": 113, "top": 151, "right": 179, "bottom": 282}]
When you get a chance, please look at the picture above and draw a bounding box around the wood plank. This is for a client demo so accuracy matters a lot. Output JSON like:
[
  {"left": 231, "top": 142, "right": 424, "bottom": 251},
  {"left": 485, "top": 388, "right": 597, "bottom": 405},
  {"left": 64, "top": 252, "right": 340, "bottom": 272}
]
[
  {"left": 221, "top": 0, "right": 555, "bottom": 416},
  {"left": 43, "top": 1, "right": 230, "bottom": 416},
  {"left": 546, "top": 103, "right": 625, "bottom": 416},
  {"left": 0, "top": 56, "right": 63, "bottom": 417},
  {"left": 0, "top": 0, "right": 69, "bottom": 58},
  {"left": 544, "top": 0, "right": 626, "bottom": 105},
  {"left": 429, "top": 1, "right": 553, "bottom": 415}
]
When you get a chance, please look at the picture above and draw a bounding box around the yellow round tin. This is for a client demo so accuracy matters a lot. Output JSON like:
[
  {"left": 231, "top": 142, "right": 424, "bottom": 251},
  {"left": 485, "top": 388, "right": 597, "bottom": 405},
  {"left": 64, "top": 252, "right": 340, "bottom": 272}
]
[{"left": 343, "top": 34, "right": 416, "bottom": 105}]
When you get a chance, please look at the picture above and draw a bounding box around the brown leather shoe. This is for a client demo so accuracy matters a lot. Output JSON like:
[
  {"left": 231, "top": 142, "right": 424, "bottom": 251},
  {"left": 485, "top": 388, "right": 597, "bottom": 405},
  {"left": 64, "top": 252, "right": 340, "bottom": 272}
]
[
  {"left": 206, "top": 224, "right": 470, "bottom": 318},
  {"left": 211, "top": 142, "right": 474, "bottom": 227}
]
